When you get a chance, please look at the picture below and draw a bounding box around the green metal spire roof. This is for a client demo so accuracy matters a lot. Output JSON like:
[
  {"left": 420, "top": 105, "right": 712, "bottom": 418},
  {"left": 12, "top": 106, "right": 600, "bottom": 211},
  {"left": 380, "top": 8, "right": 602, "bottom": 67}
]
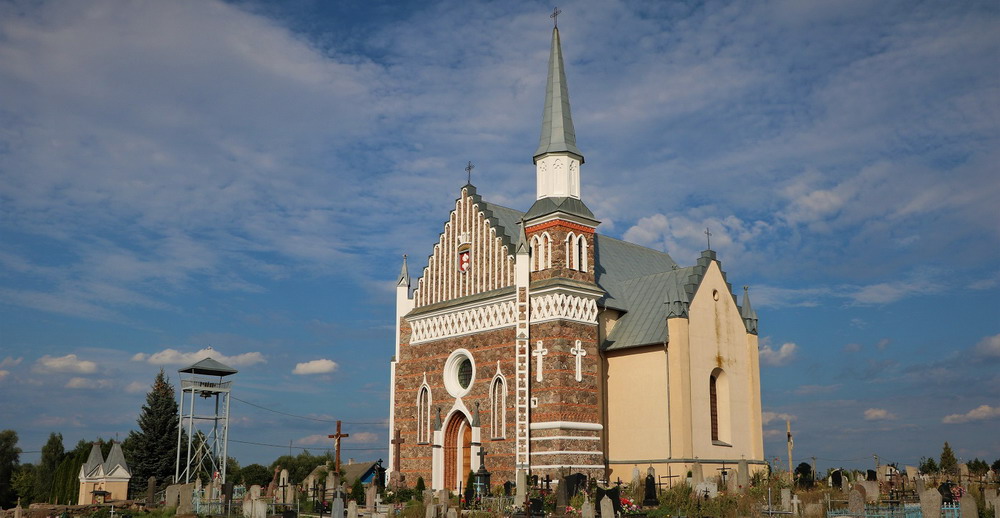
[
  {"left": 397, "top": 255, "right": 410, "bottom": 287},
  {"left": 533, "top": 27, "right": 583, "bottom": 163}
]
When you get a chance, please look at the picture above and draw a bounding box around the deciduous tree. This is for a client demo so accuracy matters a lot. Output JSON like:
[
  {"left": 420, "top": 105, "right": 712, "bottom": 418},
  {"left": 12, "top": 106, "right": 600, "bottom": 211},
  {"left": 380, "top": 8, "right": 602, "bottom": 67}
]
[{"left": 0, "top": 430, "right": 21, "bottom": 508}]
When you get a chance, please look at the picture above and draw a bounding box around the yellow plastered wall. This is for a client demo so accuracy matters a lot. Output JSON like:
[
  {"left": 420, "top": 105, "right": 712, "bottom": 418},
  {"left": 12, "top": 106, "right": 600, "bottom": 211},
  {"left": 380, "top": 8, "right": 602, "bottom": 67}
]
[
  {"left": 686, "top": 262, "right": 760, "bottom": 461},
  {"left": 605, "top": 345, "right": 670, "bottom": 464}
]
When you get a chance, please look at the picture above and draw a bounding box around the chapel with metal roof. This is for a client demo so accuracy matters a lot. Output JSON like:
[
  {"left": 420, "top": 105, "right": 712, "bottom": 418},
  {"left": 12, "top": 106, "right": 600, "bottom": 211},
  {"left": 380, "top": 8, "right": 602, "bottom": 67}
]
[{"left": 388, "top": 19, "right": 765, "bottom": 494}]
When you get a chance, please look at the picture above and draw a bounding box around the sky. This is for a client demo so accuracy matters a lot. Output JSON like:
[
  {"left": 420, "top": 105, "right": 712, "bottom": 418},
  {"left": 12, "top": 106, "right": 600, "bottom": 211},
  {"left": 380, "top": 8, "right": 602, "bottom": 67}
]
[{"left": 1, "top": 0, "right": 998, "bottom": 474}]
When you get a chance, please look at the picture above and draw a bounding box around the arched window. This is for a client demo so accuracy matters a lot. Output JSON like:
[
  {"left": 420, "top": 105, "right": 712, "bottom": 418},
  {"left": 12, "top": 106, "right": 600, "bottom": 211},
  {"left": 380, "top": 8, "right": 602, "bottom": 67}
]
[
  {"left": 709, "top": 368, "right": 731, "bottom": 445},
  {"left": 490, "top": 374, "right": 507, "bottom": 438},
  {"left": 417, "top": 384, "right": 431, "bottom": 444},
  {"left": 530, "top": 236, "right": 540, "bottom": 272},
  {"left": 577, "top": 235, "right": 588, "bottom": 272},
  {"left": 565, "top": 232, "right": 577, "bottom": 270}
]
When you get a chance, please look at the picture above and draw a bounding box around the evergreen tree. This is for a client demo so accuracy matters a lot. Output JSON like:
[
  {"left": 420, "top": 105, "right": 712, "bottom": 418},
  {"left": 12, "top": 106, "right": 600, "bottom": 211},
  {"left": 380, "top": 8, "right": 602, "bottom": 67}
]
[
  {"left": 0, "top": 430, "right": 21, "bottom": 508},
  {"left": 37, "top": 432, "right": 65, "bottom": 503},
  {"left": 351, "top": 477, "right": 364, "bottom": 504},
  {"left": 939, "top": 442, "right": 958, "bottom": 477},
  {"left": 123, "top": 369, "right": 181, "bottom": 495},
  {"left": 919, "top": 456, "right": 939, "bottom": 474}
]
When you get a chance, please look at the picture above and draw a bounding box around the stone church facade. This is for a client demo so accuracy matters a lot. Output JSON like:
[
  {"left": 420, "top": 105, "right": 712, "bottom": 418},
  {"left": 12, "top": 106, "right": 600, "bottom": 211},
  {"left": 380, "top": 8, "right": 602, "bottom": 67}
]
[{"left": 388, "top": 25, "right": 765, "bottom": 492}]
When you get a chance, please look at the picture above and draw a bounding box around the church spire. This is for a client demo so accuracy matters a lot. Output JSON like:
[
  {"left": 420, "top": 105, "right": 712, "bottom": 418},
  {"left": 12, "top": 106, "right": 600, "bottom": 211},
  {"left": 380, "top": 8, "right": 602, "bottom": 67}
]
[
  {"left": 534, "top": 26, "right": 583, "bottom": 164},
  {"left": 396, "top": 254, "right": 410, "bottom": 287}
]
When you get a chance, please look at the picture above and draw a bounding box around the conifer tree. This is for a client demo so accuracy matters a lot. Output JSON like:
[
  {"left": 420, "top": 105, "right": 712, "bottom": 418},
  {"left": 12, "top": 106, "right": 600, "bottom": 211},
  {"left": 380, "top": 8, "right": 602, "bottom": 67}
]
[
  {"left": 37, "top": 432, "right": 64, "bottom": 503},
  {"left": 123, "top": 369, "right": 181, "bottom": 495},
  {"left": 0, "top": 430, "right": 21, "bottom": 508},
  {"left": 939, "top": 442, "right": 958, "bottom": 477}
]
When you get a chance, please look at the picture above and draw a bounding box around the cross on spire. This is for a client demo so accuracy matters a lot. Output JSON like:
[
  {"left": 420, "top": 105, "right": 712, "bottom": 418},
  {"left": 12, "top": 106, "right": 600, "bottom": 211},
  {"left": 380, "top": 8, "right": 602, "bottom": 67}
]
[
  {"left": 704, "top": 227, "right": 712, "bottom": 250},
  {"left": 550, "top": 7, "right": 562, "bottom": 28},
  {"left": 465, "top": 161, "right": 475, "bottom": 185}
]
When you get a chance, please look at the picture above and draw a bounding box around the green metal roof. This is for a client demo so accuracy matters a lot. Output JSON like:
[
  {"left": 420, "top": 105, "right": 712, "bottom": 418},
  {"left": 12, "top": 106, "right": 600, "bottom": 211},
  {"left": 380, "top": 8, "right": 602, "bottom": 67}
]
[
  {"left": 533, "top": 27, "right": 583, "bottom": 163},
  {"left": 523, "top": 196, "right": 596, "bottom": 222},
  {"left": 179, "top": 356, "right": 238, "bottom": 376},
  {"left": 104, "top": 442, "right": 131, "bottom": 477}
]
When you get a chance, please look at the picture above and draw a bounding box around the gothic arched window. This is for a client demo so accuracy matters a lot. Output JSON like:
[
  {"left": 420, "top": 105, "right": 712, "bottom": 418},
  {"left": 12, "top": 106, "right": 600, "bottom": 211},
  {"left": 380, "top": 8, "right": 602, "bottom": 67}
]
[
  {"left": 490, "top": 375, "right": 507, "bottom": 438},
  {"left": 577, "top": 235, "right": 588, "bottom": 272},
  {"left": 417, "top": 384, "right": 431, "bottom": 444},
  {"left": 565, "top": 232, "right": 577, "bottom": 270},
  {"left": 709, "top": 368, "right": 731, "bottom": 444}
]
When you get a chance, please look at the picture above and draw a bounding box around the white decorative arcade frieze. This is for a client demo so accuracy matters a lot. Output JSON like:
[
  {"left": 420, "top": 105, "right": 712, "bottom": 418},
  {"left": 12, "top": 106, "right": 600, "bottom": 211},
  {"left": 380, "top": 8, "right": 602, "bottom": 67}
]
[
  {"left": 529, "top": 292, "right": 598, "bottom": 324},
  {"left": 409, "top": 299, "right": 517, "bottom": 344}
]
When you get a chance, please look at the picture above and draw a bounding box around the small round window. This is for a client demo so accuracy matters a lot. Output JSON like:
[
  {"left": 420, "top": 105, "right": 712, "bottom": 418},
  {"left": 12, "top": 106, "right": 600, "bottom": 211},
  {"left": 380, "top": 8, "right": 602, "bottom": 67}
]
[{"left": 444, "top": 349, "right": 475, "bottom": 398}]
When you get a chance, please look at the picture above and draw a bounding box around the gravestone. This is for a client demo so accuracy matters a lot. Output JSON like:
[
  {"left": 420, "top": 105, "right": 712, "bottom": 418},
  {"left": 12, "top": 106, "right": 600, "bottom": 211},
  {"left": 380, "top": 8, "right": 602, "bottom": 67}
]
[
  {"left": 599, "top": 495, "right": 614, "bottom": 518},
  {"left": 436, "top": 489, "right": 448, "bottom": 505},
  {"left": 424, "top": 502, "right": 435, "bottom": 518},
  {"left": 691, "top": 462, "right": 704, "bottom": 487},
  {"left": 333, "top": 494, "right": 345, "bottom": 518},
  {"left": 446, "top": 508, "right": 457, "bottom": 518},
  {"left": 178, "top": 483, "right": 195, "bottom": 515},
  {"left": 422, "top": 489, "right": 434, "bottom": 503},
  {"left": 790, "top": 494, "right": 802, "bottom": 516},
  {"left": 866, "top": 470, "right": 877, "bottom": 481},
  {"left": 595, "top": 487, "right": 621, "bottom": 516},
  {"left": 516, "top": 470, "right": 527, "bottom": 506},
  {"left": 737, "top": 460, "right": 749, "bottom": 492},
  {"left": 147, "top": 476, "right": 157, "bottom": 506},
  {"left": 848, "top": 484, "right": 866, "bottom": 517},
  {"left": 165, "top": 485, "right": 180, "bottom": 508},
  {"left": 915, "top": 477, "right": 925, "bottom": 494},
  {"left": 920, "top": 489, "right": 942, "bottom": 518},
  {"left": 643, "top": 472, "right": 659, "bottom": 507},
  {"left": 695, "top": 481, "right": 718, "bottom": 500},
  {"left": 347, "top": 501, "right": 358, "bottom": 518},
  {"left": 780, "top": 488, "right": 792, "bottom": 511},
  {"left": 566, "top": 474, "right": 587, "bottom": 496},
  {"left": 958, "top": 464, "right": 969, "bottom": 484},
  {"left": 250, "top": 485, "right": 262, "bottom": 500},
  {"left": 632, "top": 466, "right": 642, "bottom": 486},
  {"left": 242, "top": 489, "right": 253, "bottom": 517},
  {"left": 556, "top": 478, "right": 569, "bottom": 509},
  {"left": 277, "top": 469, "right": 291, "bottom": 504},
  {"left": 13, "top": 501, "right": 22, "bottom": 518},
  {"left": 366, "top": 483, "right": 377, "bottom": 509},
  {"left": 252, "top": 499, "right": 268, "bottom": 518},
  {"left": 988, "top": 495, "right": 1000, "bottom": 514},
  {"left": 581, "top": 493, "right": 595, "bottom": 518},
  {"left": 860, "top": 481, "right": 878, "bottom": 502},
  {"left": 804, "top": 503, "right": 824, "bottom": 518},
  {"left": 960, "top": 493, "right": 977, "bottom": 518}
]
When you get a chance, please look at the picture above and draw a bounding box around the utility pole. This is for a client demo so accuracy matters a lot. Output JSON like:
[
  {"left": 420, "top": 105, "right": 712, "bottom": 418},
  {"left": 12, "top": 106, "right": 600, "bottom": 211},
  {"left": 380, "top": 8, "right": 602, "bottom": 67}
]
[
  {"left": 812, "top": 456, "right": 817, "bottom": 485},
  {"left": 786, "top": 420, "right": 794, "bottom": 477}
]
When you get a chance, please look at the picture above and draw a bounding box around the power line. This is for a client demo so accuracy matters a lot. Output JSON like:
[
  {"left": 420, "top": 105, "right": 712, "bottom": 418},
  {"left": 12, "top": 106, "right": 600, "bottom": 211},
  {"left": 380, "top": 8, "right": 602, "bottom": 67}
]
[
  {"left": 229, "top": 439, "right": 384, "bottom": 452},
  {"left": 230, "top": 396, "right": 384, "bottom": 425}
]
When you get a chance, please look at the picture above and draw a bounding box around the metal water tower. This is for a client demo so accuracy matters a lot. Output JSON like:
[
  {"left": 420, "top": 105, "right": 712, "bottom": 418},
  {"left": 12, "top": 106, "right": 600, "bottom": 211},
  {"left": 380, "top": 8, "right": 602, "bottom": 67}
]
[{"left": 175, "top": 356, "right": 237, "bottom": 484}]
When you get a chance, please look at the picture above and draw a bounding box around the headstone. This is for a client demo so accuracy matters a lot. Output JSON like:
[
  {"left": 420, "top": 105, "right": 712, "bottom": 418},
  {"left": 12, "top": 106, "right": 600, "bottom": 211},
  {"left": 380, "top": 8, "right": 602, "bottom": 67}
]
[
  {"left": 905, "top": 466, "right": 918, "bottom": 480},
  {"left": 13, "top": 501, "right": 22, "bottom": 518},
  {"left": 790, "top": 494, "right": 802, "bottom": 516},
  {"left": 327, "top": 472, "right": 338, "bottom": 498},
  {"left": 915, "top": 477, "right": 925, "bottom": 494},
  {"left": 365, "top": 483, "right": 377, "bottom": 509},
  {"left": 147, "top": 476, "right": 157, "bottom": 506},
  {"left": 804, "top": 503, "right": 823, "bottom": 518},
  {"left": 242, "top": 489, "right": 253, "bottom": 518},
  {"left": 599, "top": 495, "right": 614, "bottom": 518},
  {"left": 958, "top": 464, "right": 969, "bottom": 484},
  {"left": 347, "top": 501, "right": 358, "bottom": 518},
  {"left": 425, "top": 502, "right": 435, "bottom": 518},
  {"left": 422, "top": 489, "right": 434, "bottom": 503},
  {"left": 333, "top": 495, "right": 344, "bottom": 518},
  {"left": 516, "top": 470, "right": 527, "bottom": 506},
  {"left": 278, "top": 469, "right": 290, "bottom": 504},
  {"left": 691, "top": 462, "right": 704, "bottom": 487},
  {"left": 582, "top": 494, "right": 595, "bottom": 518},
  {"left": 595, "top": 487, "right": 621, "bottom": 516},
  {"left": 866, "top": 470, "right": 877, "bottom": 482},
  {"left": 632, "top": 466, "right": 641, "bottom": 486},
  {"left": 988, "top": 495, "right": 1000, "bottom": 514},
  {"left": 252, "top": 499, "right": 268, "bottom": 518},
  {"left": 642, "top": 473, "right": 659, "bottom": 506},
  {"left": 831, "top": 470, "right": 843, "bottom": 490},
  {"left": 960, "top": 493, "right": 977, "bottom": 518},
  {"left": 861, "top": 481, "right": 879, "bottom": 502},
  {"left": 250, "top": 485, "right": 262, "bottom": 500},
  {"left": 556, "top": 478, "right": 569, "bottom": 509},
  {"left": 737, "top": 460, "right": 749, "bottom": 492},
  {"left": 165, "top": 485, "right": 180, "bottom": 508},
  {"left": 436, "top": 489, "right": 448, "bottom": 505},
  {"left": 178, "top": 483, "right": 195, "bottom": 515},
  {"left": 503, "top": 481, "right": 512, "bottom": 496},
  {"left": 695, "top": 481, "right": 718, "bottom": 500},
  {"left": 848, "top": 485, "right": 866, "bottom": 517},
  {"left": 920, "top": 488, "right": 942, "bottom": 518},
  {"left": 445, "top": 508, "right": 457, "bottom": 518},
  {"left": 565, "top": 474, "right": 587, "bottom": 496},
  {"left": 781, "top": 488, "right": 792, "bottom": 511}
]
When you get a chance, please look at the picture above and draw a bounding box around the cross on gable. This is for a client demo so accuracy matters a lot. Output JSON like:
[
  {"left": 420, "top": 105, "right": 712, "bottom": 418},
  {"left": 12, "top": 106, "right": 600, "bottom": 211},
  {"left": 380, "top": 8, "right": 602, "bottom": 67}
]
[
  {"left": 465, "top": 161, "right": 475, "bottom": 185},
  {"left": 705, "top": 227, "right": 712, "bottom": 249}
]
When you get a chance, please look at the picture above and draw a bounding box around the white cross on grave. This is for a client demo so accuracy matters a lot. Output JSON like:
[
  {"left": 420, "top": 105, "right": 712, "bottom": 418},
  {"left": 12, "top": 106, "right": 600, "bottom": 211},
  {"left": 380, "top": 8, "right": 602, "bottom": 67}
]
[
  {"left": 533, "top": 341, "right": 548, "bottom": 382},
  {"left": 790, "top": 494, "right": 802, "bottom": 516},
  {"left": 571, "top": 340, "right": 587, "bottom": 381}
]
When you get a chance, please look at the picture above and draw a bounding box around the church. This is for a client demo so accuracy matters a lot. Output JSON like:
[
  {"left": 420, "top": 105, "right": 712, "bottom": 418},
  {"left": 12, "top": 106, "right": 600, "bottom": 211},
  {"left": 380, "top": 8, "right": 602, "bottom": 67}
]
[{"left": 387, "top": 23, "right": 765, "bottom": 492}]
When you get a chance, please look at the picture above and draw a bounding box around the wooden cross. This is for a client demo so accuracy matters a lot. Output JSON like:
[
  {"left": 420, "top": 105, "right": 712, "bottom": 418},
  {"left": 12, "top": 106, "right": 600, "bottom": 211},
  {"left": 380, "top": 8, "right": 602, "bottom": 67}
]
[
  {"left": 550, "top": 7, "right": 562, "bottom": 28},
  {"left": 705, "top": 227, "right": 712, "bottom": 249},
  {"left": 328, "top": 420, "right": 349, "bottom": 473},
  {"left": 390, "top": 429, "right": 405, "bottom": 472},
  {"left": 465, "top": 161, "right": 475, "bottom": 185}
]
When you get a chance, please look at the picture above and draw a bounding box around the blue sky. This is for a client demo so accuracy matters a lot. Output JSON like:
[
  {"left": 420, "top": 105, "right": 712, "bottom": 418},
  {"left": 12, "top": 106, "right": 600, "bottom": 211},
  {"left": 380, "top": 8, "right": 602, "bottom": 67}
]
[{"left": 1, "top": 0, "right": 998, "bottom": 472}]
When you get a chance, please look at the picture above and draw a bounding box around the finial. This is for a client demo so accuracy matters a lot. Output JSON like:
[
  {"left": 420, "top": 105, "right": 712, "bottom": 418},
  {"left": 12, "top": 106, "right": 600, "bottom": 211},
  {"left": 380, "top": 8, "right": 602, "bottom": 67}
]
[
  {"left": 704, "top": 227, "right": 712, "bottom": 250},
  {"left": 550, "top": 7, "right": 561, "bottom": 28},
  {"left": 465, "top": 161, "right": 475, "bottom": 185}
]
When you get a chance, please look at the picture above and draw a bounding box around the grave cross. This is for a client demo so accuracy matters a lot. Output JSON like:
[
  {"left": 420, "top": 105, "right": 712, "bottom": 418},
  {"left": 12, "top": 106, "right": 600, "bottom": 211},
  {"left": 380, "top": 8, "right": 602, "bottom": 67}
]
[
  {"left": 532, "top": 341, "right": 548, "bottom": 382},
  {"left": 542, "top": 475, "right": 552, "bottom": 494},
  {"left": 328, "top": 420, "right": 349, "bottom": 473},
  {"left": 570, "top": 340, "right": 587, "bottom": 381},
  {"left": 477, "top": 448, "right": 489, "bottom": 469},
  {"left": 390, "top": 429, "right": 405, "bottom": 472}
]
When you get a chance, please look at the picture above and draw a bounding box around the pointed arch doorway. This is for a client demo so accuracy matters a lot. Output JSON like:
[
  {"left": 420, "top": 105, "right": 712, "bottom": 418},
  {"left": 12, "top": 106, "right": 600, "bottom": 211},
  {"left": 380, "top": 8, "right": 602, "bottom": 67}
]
[{"left": 443, "top": 411, "right": 472, "bottom": 491}]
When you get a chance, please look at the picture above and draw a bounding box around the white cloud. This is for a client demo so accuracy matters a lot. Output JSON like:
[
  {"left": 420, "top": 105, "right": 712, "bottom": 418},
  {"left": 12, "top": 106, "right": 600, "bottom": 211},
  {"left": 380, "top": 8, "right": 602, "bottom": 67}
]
[
  {"left": 762, "top": 411, "right": 796, "bottom": 425},
  {"left": 942, "top": 405, "right": 1000, "bottom": 424},
  {"left": 65, "top": 377, "right": 113, "bottom": 389},
  {"left": 794, "top": 384, "right": 840, "bottom": 395},
  {"left": 125, "top": 381, "right": 146, "bottom": 393},
  {"left": 293, "top": 359, "right": 339, "bottom": 375},
  {"left": 348, "top": 432, "right": 378, "bottom": 444},
  {"left": 34, "top": 354, "right": 98, "bottom": 374},
  {"left": 297, "top": 434, "right": 332, "bottom": 446},
  {"left": 875, "top": 338, "right": 891, "bottom": 350},
  {"left": 843, "top": 343, "right": 862, "bottom": 353},
  {"left": 759, "top": 342, "right": 797, "bottom": 366},
  {"left": 0, "top": 370, "right": 9, "bottom": 380},
  {"left": 864, "top": 408, "right": 897, "bottom": 421},
  {"left": 0, "top": 357, "right": 22, "bottom": 368},
  {"left": 973, "top": 334, "right": 1000, "bottom": 359},
  {"left": 133, "top": 347, "right": 265, "bottom": 367}
]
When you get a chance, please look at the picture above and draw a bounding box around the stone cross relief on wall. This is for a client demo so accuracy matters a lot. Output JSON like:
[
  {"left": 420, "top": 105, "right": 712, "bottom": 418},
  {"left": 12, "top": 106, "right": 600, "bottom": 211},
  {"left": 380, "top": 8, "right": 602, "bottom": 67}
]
[
  {"left": 533, "top": 341, "right": 548, "bottom": 382},
  {"left": 571, "top": 340, "right": 586, "bottom": 381}
]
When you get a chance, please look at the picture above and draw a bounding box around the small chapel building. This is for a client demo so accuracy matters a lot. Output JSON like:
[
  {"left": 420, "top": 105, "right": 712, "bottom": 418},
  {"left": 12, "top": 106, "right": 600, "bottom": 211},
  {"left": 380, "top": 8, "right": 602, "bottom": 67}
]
[
  {"left": 388, "top": 23, "right": 765, "bottom": 491},
  {"left": 78, "top": 442, "right": 131, "bottom": 504}
]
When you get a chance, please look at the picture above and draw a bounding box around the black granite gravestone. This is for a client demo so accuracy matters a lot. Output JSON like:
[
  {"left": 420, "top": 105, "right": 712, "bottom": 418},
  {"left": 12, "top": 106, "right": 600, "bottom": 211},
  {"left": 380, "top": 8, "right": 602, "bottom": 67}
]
[
  {"left": 643, "top": 473, "right": 659, "bottom": 507},
  {"left": 595, "top": 487, "right": 621, "bottom": 517}
]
